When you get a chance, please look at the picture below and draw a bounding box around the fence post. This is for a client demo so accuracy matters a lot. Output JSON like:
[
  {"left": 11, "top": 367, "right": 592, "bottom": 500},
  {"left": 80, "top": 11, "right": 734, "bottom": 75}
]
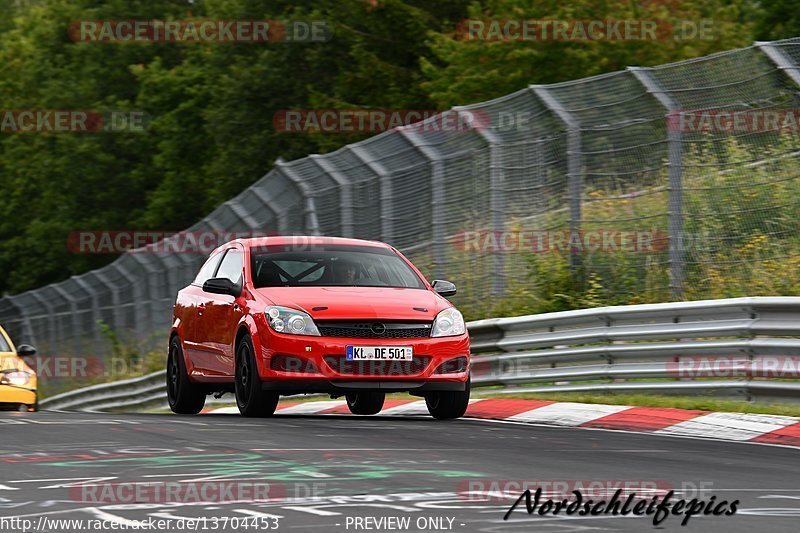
[
  {"left": 756, "top": 40, "right": 800, "bottom": 87},
  {"left": 275, "top": 158, "right": 321, "bottom": 236},
  {"left": 128, "top": 253, "right": 164, "bottom": 344},
  {"left": 249, "top": 185, "right": 289, "bottom": 234},
  {"left": 1, "top": 295, "right": 37, "bottom": 349},
  {"left": 398, "top": 127, "right": 447, "bottom": 280},
  {"left": 310, "top": 154, "right": 354, "bottom": 238},
  {"left": 72, "top": 274, "right": 104, "bottom": 356},
  {"left": 347, "top": 145, "right": 394, "bottom": 243},
  {"left": 28, "top": 291, "right": 56, "bottom": 354},
  {"left": 50, "top": 283, "right": 81, "bottom": 355},
  {"left": 531, "top": 86, "right": 583, "bottom": 275},
  {"left": 225, "top": 200, "right": 262, "bottom": 231},
  {"left": 629, "top": 67, "right": 685, "bottom": 299},
  {"left": 456, "top": 107, "right": 506, "bottom": 296}
]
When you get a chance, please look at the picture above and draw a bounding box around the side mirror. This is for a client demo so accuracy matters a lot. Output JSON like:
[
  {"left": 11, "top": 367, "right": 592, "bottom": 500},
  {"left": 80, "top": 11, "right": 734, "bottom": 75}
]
[
  {"left": 431, "top": 279, "right": 457, "bottom": 297},
  {"left": 202, "top": 277, "right": 242, "bottom": 298},
  {"left": 16, "top": 344, "right": 37, "bottom": 357}
]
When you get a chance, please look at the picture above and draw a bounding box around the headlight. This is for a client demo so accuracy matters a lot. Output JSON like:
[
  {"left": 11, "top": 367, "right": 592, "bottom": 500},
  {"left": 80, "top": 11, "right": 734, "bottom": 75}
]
[
  {"left": 1, "top": 371, "right": 31, "bottom": 387},
  {"left": 431, "top": 307, "right": 466, "bottom": 337},
  {"left": 266, "top": 306, "right": 320, "bottom": 336}
]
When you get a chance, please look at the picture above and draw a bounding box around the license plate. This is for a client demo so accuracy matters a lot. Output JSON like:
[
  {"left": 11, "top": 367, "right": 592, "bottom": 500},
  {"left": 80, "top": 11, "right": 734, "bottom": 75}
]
[{"left": 346, "top": 346, "right": 413, "bottom": 361}]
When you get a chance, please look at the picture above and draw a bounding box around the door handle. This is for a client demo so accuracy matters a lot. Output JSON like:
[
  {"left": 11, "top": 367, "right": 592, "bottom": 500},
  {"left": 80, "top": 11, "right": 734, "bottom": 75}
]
[
  {"left": 233, "top": 303, "right": 240, "bottom": 311},
  {"left": 198, "top": 303, "right": 206, "bottom": 315}
]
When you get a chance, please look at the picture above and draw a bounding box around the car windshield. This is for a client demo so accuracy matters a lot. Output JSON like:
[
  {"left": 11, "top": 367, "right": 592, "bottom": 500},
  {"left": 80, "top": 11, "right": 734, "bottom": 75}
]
[{"left": 251, "top": 245, "right": 426, "bottom": 289}]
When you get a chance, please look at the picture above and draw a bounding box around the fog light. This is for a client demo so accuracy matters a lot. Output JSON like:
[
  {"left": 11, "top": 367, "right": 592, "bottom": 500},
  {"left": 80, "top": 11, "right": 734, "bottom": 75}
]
[
  {"left": 270, "top": 355, "right": 316, "bottom": 373},
  {"left": 434, "top": 356, "right": 468, "bottom": 374}
]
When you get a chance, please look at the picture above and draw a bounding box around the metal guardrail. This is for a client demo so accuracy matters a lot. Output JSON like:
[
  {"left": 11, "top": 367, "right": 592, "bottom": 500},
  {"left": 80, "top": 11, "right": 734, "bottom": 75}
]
[
  {"left": 40, "top": 371, "right": 167, "bottom": 412},
  {"left": 41, "top": 297, "right": 800, "bottom": 411},
  {"left": 470, "top": 296, "right": 800, "bottom": 402}
]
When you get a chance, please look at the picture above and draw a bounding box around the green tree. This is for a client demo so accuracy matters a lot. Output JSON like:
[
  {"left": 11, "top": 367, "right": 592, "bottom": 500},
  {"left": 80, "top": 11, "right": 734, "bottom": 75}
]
[{"left": 421, "top": 0, "right": 756, "bottom": 107}]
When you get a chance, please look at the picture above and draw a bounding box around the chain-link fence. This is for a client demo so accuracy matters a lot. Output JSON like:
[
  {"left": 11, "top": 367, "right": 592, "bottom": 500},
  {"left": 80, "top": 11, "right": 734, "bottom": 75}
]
[{"left": 3, "top": 38, "right": 800, "bottom": 373}]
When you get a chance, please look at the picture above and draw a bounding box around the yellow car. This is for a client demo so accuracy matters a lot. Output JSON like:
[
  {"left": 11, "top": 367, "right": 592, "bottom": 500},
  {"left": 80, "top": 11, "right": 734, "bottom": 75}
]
[{"left": 0, "top": 326, "right": 38, "bottom": 411}]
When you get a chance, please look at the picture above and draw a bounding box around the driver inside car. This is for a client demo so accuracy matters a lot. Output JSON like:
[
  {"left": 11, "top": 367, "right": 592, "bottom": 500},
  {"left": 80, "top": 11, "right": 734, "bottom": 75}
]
[{"left": 333, "top": 260, "right": 359, "bottom": 285}]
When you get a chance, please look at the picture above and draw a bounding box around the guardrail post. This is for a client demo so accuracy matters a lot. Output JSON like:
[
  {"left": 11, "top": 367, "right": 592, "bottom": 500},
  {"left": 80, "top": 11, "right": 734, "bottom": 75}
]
[
  {"left": 310, "top": 154, "right": 354, "bottom": 237},
  {"left": 347, "top": 145, "right": 394, "bottom": 243},
  {"left": 275, "top": 158, "right": 321, "bottom": 236},
  {"left": 455, "top": 107, "right": 506, "bottom": 295},
  {"left": 629, "top": 67, "right": 685, "bottom": 299},
  {"left": 531, "top": 86, "right": 583, "bottom": 277}
]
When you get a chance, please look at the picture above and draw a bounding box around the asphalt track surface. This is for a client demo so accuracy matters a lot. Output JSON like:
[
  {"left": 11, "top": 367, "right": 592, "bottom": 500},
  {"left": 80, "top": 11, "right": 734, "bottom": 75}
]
[{"left": 1, "top": 410, "right": 799, "bottom": 533}]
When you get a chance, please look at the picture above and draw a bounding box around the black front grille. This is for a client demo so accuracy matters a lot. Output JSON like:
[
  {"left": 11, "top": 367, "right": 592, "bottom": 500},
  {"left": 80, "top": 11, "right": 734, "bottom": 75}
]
[
  {"left": 317, "top": 321, "right": 432, "bottom": 339},
  {"left": 324, "top": 355, "right": 432, "bottom": 376}
]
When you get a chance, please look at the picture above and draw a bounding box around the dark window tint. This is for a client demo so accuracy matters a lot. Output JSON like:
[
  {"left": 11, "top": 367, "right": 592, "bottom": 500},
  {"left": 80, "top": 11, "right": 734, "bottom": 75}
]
[{"left": 251, "top": 245, "right": 424, "bottom": 289}]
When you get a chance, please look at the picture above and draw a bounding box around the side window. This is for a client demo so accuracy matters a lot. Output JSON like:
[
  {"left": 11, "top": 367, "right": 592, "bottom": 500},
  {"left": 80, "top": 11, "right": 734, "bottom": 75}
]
[
  {"left": 0, "top": 332, "right": 10, "bottom": 353},
  {"left": 194, "top": 253, "right": 222, "bottom": 285},
  {"left": 216, "top": 249, "right": 243, "bottom": 283}
]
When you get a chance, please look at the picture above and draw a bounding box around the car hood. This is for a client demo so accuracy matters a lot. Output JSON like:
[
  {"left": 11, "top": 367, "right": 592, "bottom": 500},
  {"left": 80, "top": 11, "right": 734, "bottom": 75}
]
[{"left": 254, "top": 287, "right": 447, "bottom": 321}]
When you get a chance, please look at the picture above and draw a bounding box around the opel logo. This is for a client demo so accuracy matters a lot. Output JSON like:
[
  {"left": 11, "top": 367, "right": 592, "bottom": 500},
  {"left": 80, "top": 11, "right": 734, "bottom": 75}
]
[{"left": 371, "top": 323, "right": 387, "bottom": 335}]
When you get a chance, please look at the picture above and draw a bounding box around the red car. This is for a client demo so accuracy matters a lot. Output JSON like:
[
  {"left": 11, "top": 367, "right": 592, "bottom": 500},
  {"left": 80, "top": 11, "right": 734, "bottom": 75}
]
[{"left": 168, "top": 236, "right": 470, "bottom": 419}]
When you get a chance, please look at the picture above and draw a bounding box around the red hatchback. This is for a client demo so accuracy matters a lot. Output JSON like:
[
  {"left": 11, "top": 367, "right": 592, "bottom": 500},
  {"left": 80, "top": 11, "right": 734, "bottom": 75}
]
[{"left": 168, "top": 236, "right": 470, "bottom": 419}]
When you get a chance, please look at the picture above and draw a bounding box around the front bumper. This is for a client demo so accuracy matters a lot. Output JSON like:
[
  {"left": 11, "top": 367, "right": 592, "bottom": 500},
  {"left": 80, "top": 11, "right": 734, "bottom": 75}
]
[
  {"left": 257, "top": 331, "right": 470, "bottom": 393},
  {"left": 0, "top": 384, "right": 37, "bottom": 408},
  {"left": 261, "top": 380, "right": 467, "bottom": 394}
]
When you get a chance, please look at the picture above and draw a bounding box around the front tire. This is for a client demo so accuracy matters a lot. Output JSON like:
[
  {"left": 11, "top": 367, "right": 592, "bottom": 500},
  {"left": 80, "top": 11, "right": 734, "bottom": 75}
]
[
  {"left": 167, "top": 336, "right": 206, "bottom": 414},
  {"left": 235, "top": 335, "right": 279, "bottom": 417},
  {"left": 345, "top": 392, "right": 385, "bottom": 415},
  {"left": 425, "top": 380, "right": 470, "bottom": 420}
]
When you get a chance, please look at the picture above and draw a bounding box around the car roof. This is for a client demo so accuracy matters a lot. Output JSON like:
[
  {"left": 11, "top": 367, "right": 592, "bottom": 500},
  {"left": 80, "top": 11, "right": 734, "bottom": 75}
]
[{"left": 223, "top": 236, "right": 392, "bottom": 252}]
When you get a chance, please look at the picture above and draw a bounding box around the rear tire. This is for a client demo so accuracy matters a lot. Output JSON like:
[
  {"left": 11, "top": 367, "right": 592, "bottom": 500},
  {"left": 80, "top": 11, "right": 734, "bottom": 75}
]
[
  {"left": 345, "top": 392, "right": 385, "bottom": 415},
  {"left": 425, "top": 380, "right": 470, "bottom": 420},
  {"left": 167, "top": 336, "right": 206, "bottom": 415},
  {"left": 235, "top": 335, "right": 279, "bottom": 417}
]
